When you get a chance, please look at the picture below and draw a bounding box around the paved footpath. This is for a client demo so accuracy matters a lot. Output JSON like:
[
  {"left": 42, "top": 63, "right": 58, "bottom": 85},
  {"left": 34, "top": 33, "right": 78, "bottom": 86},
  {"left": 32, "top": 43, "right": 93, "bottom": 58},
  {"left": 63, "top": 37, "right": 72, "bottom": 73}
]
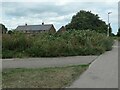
[
  {"left": 69, "top": 41, "right": 118, "bottom": 88},
  {"left": 2, "top": 56, "right": 97, "bottom": 69}
]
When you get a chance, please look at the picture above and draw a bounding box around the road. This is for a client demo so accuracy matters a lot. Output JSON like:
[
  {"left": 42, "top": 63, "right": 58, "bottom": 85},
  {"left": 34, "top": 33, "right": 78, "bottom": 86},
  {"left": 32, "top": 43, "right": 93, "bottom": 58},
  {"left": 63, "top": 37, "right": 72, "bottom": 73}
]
[
  {"left": 69, "top": 41, "right": 118, "bottom": 88},
  {"left": 2, "top": 56, "right": 97, "bottom": 69}
]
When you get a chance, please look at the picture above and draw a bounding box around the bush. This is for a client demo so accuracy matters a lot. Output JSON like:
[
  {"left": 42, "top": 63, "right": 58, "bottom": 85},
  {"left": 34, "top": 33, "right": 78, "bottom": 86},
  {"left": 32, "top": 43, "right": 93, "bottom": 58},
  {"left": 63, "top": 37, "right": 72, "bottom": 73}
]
[
  {"left": 2, "top": 50, "right": 15, "bottom": 59},
  {"left": 2, "top": 30, "right": 114, "bottom": 58}
]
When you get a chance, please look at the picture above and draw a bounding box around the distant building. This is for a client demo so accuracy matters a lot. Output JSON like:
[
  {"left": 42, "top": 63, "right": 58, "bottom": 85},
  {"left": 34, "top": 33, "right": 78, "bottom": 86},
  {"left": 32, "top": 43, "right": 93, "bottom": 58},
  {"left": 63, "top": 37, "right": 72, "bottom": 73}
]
[
  {"left": 57, "top": 26, "right": 66, "bottom": 33},
  {"left": 16, "top": 23, "right": 56, "bottom": 33},
  {"left": 0, "top": 24, "right": 7, "bottom": 34}
]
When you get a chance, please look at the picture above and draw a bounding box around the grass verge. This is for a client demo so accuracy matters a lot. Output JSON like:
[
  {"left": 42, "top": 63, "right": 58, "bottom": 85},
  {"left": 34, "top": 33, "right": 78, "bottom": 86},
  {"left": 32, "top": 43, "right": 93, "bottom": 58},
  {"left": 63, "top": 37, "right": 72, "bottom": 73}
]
[{"left": 2, "top": 65, "right": 88, "bottom": 88}]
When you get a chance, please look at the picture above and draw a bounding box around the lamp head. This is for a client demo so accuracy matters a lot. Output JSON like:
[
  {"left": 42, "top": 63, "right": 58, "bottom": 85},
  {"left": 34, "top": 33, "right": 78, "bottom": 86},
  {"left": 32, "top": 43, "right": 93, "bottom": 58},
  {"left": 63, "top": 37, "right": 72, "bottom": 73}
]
[{"left": 108, "top": 12, "right": 112, "bottom": 14}]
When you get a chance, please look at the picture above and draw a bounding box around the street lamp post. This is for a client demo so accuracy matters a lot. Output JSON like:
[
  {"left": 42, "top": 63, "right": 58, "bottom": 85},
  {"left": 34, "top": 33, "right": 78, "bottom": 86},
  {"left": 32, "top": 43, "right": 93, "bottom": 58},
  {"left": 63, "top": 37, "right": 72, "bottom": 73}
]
[{"left": 107, "top": 12, "right": 112, "bottom": 37}]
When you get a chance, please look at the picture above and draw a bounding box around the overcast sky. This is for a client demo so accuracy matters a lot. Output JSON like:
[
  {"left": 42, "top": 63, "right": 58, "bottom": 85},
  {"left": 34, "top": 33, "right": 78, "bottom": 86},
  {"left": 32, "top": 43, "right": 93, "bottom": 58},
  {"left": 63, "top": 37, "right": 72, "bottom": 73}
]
[{"left": 0, "top": 0, "right": 119, "bottom": 34}]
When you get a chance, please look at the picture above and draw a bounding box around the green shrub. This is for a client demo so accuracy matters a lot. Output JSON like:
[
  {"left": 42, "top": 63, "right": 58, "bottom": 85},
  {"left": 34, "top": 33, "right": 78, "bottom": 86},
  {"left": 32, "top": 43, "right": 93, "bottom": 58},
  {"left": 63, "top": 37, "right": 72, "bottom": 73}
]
[
  {"left": 2, "top": 33, "right": 33, "bottom": 51},
  {"left": 2, "top": 50, "right": 15, "bottom": 59}
]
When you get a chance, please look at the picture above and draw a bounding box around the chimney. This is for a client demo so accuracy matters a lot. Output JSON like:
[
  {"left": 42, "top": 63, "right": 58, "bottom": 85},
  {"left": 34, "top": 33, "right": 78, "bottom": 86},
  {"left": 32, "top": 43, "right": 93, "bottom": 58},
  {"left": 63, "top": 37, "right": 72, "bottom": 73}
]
[
  {"left": 25, "top": 23, "right": 27, "bottom": 26},
  {"left": 42, "top": 22, "right": 44, "bottom": 25}
]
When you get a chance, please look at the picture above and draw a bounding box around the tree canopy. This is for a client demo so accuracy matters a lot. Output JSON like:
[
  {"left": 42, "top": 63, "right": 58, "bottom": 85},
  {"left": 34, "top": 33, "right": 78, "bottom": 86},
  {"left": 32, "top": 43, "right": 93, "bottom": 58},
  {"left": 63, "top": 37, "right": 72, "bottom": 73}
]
[
  {"left": 117, "top": 28, "right": 120, "bottom": 37},
  {"left": 65, "top": 10, "right": 110, "bottom": 34}
]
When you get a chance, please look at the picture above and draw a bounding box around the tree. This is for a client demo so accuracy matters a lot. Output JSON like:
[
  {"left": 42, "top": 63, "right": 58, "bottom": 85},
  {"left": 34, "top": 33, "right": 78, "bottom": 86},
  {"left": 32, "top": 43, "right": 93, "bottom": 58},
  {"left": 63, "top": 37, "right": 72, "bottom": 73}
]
[
  {"left": 117, "top": 28, "right": 120, "bottom": 37},
  {"left": 0, "top": 24, "right": 7, "bottom": 34},
  {"left": 65, "top": 10, "right": 108, "bottom": 34},
  {"left": 111, "top": 33, "right": 115, "bottom": 37},
  {"left": 8, "top": 30, "right": 13, "bottom": 34}
]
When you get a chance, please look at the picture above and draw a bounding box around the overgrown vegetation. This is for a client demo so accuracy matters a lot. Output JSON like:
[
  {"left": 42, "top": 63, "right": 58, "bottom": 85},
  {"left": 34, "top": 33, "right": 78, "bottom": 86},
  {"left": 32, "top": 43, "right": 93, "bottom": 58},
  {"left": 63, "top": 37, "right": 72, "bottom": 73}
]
[
  {"left": 2, "top": 65, "right": 88, "bottom": 88},
  {"left": 2, "top": 30, "right": 114, "bottom": 58}
]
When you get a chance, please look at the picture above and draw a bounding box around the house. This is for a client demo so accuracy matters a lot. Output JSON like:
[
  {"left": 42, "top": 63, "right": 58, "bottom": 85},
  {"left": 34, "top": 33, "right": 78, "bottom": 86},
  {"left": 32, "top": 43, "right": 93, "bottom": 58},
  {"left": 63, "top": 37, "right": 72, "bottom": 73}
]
[
  {"left": 57, "top": 26, "right": 66, "bottom": 33},
  {"left": 0, "top": 24, "right": 7, "bottom": 34},
  {"left": 16, "top": 23, "right": 56, "bottom": 33}
]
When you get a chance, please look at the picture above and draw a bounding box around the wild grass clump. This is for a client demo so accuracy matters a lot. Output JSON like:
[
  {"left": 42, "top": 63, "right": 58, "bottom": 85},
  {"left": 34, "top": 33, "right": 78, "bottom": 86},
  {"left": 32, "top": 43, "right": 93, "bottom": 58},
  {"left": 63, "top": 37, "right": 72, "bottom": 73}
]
[{"left": 2, "top": 30, "right": 114, "bottom": 58}]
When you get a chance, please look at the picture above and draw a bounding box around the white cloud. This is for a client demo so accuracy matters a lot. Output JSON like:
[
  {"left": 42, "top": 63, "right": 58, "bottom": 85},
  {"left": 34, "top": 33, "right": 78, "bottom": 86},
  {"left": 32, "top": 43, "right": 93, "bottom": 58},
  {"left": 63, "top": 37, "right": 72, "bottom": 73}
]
[
  {"left": 2, "top": 0, "right": 119, "bottom": 2},
  {"left": 0, "top": 3, "right": 2, "bottom": 22},
  {"left": 1, "top": 1, "right": 118, "bottom": 34}
]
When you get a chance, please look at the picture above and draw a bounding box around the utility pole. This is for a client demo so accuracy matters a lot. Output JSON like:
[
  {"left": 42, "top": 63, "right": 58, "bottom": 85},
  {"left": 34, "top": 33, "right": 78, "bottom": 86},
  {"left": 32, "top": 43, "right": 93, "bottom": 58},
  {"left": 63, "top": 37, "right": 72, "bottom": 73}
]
[{"left": 107, "top": 12, "right": 112, "bottom": 37}]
